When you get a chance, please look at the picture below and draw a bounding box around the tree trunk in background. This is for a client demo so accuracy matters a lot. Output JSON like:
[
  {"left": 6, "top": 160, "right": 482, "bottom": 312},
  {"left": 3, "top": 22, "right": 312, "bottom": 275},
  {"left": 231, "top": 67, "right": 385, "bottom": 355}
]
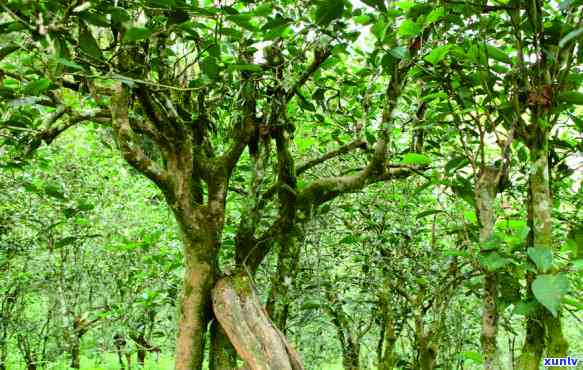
[
  {"left": 212, "top": 274, "right": 304, "bottom": 370},
  {"left": 378, "top": 287, "right": 397, "bottom": 370},
  {"left": 518, "top": 133, "right": 568, "bottom": 368},
  {"left": 475, "top": 166, "right": 501, "bottom": 369},
  {"left": 341, "top": 342, "right": 360, "bottom": 370},
  {"left": 70, "top": 335, "right": 81, "bottom": 369},
  {"left": 209, "top": 320, "right": 237, "bottom": 370},
  {"left": 415, "top": 315, "right": 436, "bottom": 370},
  {"left": 418, "top": 338, "right": 436, "bottom": 370},
  {"left": 130, "top": 332, "right": 157, "bottom": 368}
]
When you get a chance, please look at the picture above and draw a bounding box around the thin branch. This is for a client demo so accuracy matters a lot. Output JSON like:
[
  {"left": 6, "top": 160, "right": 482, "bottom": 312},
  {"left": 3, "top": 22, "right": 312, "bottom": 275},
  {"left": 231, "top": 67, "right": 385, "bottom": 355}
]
[
  {"left": 25, "top": 109, "right": 110, "bottom": 155},
  {"left": 257, "top": 139, "right": 368, "bottom": 207},
  {"left": 284, "top": 47, "right": 332, "bottom": 104},
  {"left": 296, "top": 139, "right": 367, "bottom": 175}
]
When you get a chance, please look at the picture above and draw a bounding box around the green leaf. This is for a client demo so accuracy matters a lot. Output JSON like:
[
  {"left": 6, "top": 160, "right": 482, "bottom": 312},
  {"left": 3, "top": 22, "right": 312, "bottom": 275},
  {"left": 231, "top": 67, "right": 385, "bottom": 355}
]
[
  {"left": 572, "top": 259, "right": 583, "bottom": 271},
  {"left": 108, "top": 8, "right": 131, "bottom": 23},
  {"left": 79, "top": 28, "right": 103, "bottom": 61},
  {"left": 371, "top": 18, "right": 387, "bottom": 41},
  {"left": 201, "top": 57, "right": 220, "bottom": 79},
  {"left": 252, "top": 3, "right": 273, "bottom": 17},
  {"left": 456, "top": 351, "right": 483, "bottom": 364},
  {"left": 55, "top": 236, "right": 77, "bottom": 249},
  {"left": 354, "top": 15, "right": 372, "bottom": 25},
  {"left": 381, "top": 53, "right": 397, "bottom": 74},
  {"left": 147, "top": 0, "right": 176, "bottom": 8},
  {"left": 228, "top": 64, "right": 263, "bottom": 73},
  {"left": 559, "top": 28, "right": 583, "bottom": 49},
  {"left": 527, "top": 247, "right": 554, "bottom": 273},
  {"left": 227, "top": 15, "right": 259, "bottom": 32},
  {"left": 398, "top": 19, "right": 422, "bottom": 38},
  {"left": 389, "top": 46, "right": 408, "bottom": 59},
  {"left": 557, "top": 91, "right": 583, "bottom": 105},
  {"left": 532, "top": 274, "right": 569, "bottom": 317},
  {"left": 315, "top": 0, "right": 344, "bottom": 25},
  {"left": 479, "top": 251, "right": 510, "bottom": 272},
  {"left": 53, "top": 57, "right": 86, "bottom": 70},
  {"left": 79, "top": 11, "right": 110, "bottom": 27},
  {"left": 44, "top": 184, "right": 66, "bottom": 200},
  {"left": 426, "top": 6, "right": 444, "bottom": 24},
  {"left": 485, "top": 45, "right": 511, "bottom": 64},
  {"left": 512, "top": 300, "right": 538, "bottom": 316},
  {"left": 24, "top": 79, "right": 51, "bottom": 96},
  {"left": 416, "top": 209, "right": 444, "bottom": 219},
  {"left": 424, "top": 45, "right": 450, "bottom": 65},
  {"left": 0, "top": 44, "right": 19, "bottom": 62},
  {"left": 339, "top": 235, "right": 359, "bottom": 244},
  {"left": 123, "top": 27, "right": 150, "bottom": 42},
  {"left": 445, "top": 155, "right": 469, "bottom": 174},
  {"left": 77, "top": 201, "right": 95, "bottom": 212},
  {"left": 399, "top": 153, "right": 431, "bottom": 165}
]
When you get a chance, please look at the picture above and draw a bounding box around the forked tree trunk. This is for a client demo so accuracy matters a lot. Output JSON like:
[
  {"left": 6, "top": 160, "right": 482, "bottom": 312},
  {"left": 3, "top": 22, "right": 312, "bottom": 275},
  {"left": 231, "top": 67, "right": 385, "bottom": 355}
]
[
  {"left": 212, "top": 274, "right": 304, "bottom": 370},
  {"left": 475, "top": 166, "right": 501, "bottom": 369}
]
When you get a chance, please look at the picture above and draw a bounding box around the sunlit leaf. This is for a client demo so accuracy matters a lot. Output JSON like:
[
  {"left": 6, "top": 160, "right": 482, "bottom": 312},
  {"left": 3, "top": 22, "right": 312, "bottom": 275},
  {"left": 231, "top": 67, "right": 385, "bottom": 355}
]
[{"left": 532, "top": 274, "right": 569, "bottom": 317}]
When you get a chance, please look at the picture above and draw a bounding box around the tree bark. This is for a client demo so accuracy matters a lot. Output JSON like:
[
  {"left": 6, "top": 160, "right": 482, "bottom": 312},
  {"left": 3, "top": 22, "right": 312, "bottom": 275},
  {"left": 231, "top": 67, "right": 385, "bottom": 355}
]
[
  {"left": 415, "top": 314, "right": 436, "bottom": 370},
  {"left": 518, "top": 133, "right": 568, "bottom": 368},
  {"left": 341, "top": 342, "right": 360, "bottom": 370},
  {"left": 378, "top": 288, "right": 397, "bottom": 370},
  {"left": 266, "top": 237, "right": 301, "bottom": 331},
  {"left": 212, "top": 274, "right": 304, "bottom": 370},
  {"left": 70, "top": 335, "right": 81, "bottom": 369},
  {"left": 175, "top": 238, "right": 217, "bottom": 370},
  {"left": 418, "top": 338, "right": 436, "bottom": 370},
  {"left": 209, "top": 319, "right": 237, "bottom": 370},
  {"left": 475, "top": 167, "right": 501, "bottom": 369}
]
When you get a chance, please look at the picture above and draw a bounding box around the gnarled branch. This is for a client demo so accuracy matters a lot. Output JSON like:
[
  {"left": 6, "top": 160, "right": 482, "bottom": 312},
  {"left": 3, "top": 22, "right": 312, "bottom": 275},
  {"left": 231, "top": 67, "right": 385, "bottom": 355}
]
[{"left": 111, "top": 83, "right": 168, "bottom": 188}]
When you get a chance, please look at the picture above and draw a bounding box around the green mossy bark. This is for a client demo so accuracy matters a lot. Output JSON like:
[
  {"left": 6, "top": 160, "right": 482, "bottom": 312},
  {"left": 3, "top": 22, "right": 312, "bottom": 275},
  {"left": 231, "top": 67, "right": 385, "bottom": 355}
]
[
  {"left": 209, "top": 320, "right": 237, "bottom": 370},
  {"left": 518, "top": 133, "right": 568, "bottom": 369},
  {"left": 475, "top": 167, "right": 502, "bottom": 370}
]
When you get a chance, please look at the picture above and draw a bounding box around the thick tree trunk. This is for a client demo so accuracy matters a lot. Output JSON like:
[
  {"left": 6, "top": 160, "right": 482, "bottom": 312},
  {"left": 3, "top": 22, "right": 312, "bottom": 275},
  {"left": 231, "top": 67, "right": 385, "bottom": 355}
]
[
  {"left": 209, "top": 319, "right": 237, "bottom": 370},
  {"left": 175, "top": 242, "right": 217, "bottom": 370},
  {"left": 475, "top": 167, "right": 501, "bottom": 369},
  {"left": 212, "top": 274, "right": 304, "bottom": 370}
]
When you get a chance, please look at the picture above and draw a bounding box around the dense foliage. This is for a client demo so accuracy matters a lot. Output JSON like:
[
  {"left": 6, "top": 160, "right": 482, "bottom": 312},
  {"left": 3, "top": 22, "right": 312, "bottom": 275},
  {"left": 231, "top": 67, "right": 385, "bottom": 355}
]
[{"left": 0, "top": 0, "right": 581, "bottom": 369}]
